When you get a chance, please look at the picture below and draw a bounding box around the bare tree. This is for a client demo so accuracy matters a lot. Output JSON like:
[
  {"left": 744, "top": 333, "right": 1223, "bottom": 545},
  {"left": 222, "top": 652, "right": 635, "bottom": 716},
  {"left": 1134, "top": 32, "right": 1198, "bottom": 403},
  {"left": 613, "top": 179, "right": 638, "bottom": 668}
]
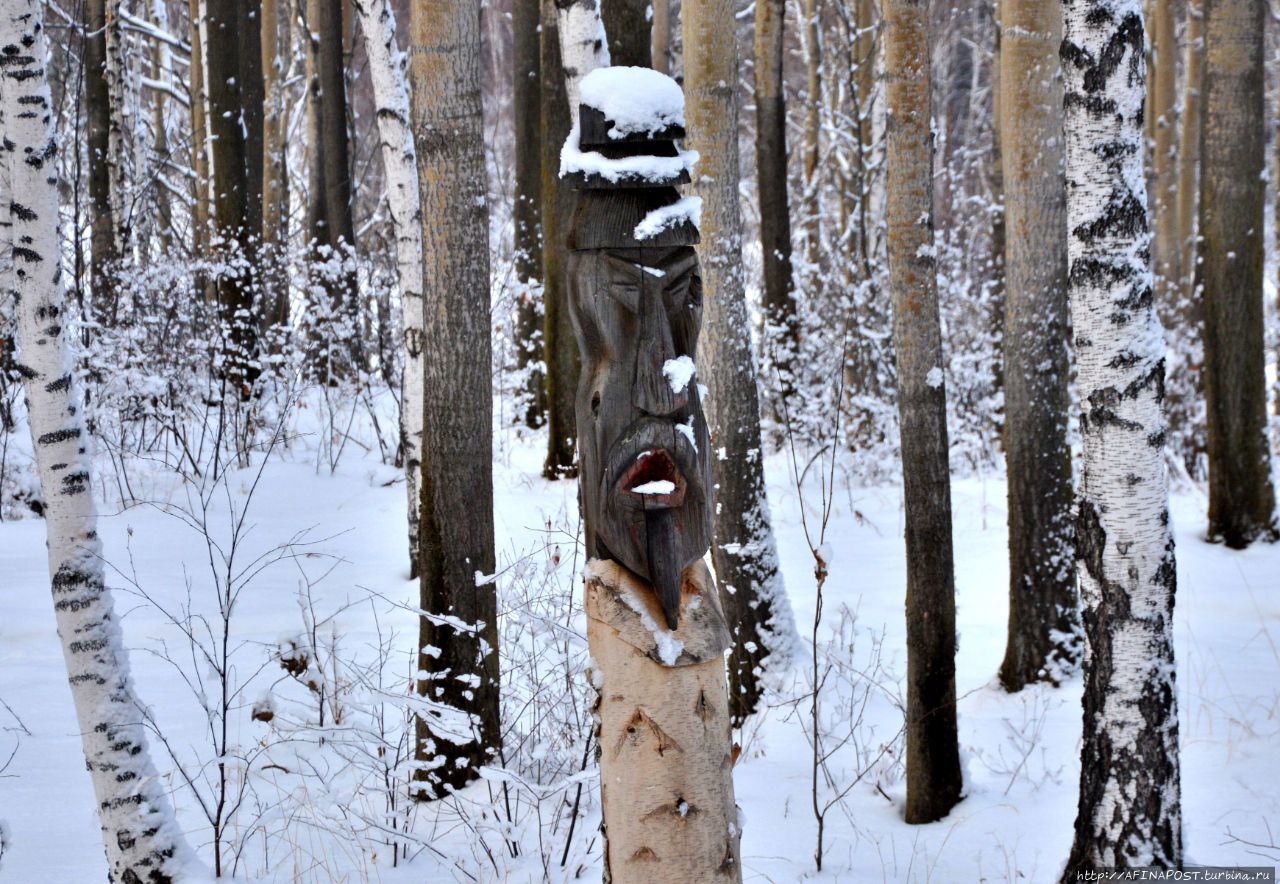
[
  {"left": 353, "top": 0, "right": 425, "bottom": 577},
  {"left": 1200, "top": 0, "right": 1278, "bottom": 546},
  {"left": 261, "top": 0, "right": 291, "bottom": 330},
  {"left": 1059, "top": 0, "right": 1182, "bottom": 873},
  {"left": 85, "top": 0, "right": 118, "bottom": 323},
  {"left": 754, "top": 0, "right": 798, "bottom": 369},
  {"left": 205, "top": 0, "right": 260, "bottom": 394},
  {"left": 1150, "top": 0, "right": 1179, "bottom": 307},
  {"left": 513, "top": 0, "right": 545, "bottom": 427},
  {"left": 883, "top": 0, "right": 962, "bottom": 824},
  {"left": 408, "top": 0, "right": 501, "bottom": 798},
  {"left": 996, "top": 0, "right": 1078, "bottom": 691},
  {"left": 1, "top": 2, "right": 193, "bottom": 876},
  {"left": 684, "top": 0, "right": 797, "bottom": 725}
]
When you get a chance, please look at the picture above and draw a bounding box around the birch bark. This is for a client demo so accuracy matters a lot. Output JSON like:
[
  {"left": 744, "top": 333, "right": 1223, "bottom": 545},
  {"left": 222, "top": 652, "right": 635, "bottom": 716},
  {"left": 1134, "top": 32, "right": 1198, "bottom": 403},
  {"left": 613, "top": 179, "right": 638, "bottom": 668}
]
[
  {"left": 883, "top": 0, "right": 963, "bottom": 824},
  {"left": 0, "top": 3, "right": 192, "bottom": 877},
  {"left": 353, "top": 0, "right": 425, "bottom": 578},
  {"left": 683, "top": 0, "right": 797, "bottom": 725},
  {"left": 1059, "top": 0, "right": 1182, "bottom": 872}
]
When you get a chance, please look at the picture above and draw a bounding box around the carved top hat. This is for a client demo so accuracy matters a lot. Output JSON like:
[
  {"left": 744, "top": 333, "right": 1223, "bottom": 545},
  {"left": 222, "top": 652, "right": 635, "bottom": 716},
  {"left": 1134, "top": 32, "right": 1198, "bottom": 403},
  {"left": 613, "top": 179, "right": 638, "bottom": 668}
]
[{"left": 563, "top": 66, "right": 701, "bottom": 250}]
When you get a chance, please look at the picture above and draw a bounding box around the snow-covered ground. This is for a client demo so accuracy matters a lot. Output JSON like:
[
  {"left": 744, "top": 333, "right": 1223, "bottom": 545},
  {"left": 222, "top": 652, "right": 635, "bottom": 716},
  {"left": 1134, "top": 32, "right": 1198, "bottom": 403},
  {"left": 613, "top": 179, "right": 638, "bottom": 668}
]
[{"left": 1, "top": 416, "right": 1278, "bottom": 882}]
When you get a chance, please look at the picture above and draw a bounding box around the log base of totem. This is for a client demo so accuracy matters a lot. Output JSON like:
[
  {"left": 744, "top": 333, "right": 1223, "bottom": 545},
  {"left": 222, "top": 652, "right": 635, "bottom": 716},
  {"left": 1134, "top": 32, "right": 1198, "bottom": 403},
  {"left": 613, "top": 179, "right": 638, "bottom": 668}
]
[{"left": 584, "top": 558, "right": 743, "bottom": 883}]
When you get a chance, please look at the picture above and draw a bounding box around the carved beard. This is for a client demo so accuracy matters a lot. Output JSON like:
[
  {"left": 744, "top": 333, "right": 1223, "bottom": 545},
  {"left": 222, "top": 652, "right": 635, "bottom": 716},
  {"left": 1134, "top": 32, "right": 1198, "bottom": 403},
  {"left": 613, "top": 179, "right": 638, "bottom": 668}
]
[{"left": 569, "top": 245, "right": 713, "bottom": 629}]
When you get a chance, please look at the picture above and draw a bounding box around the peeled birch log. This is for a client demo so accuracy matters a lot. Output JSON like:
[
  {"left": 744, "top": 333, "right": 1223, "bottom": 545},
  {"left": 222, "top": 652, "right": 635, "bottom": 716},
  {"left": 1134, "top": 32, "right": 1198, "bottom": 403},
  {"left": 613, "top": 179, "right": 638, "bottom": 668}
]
[{"left": 585, "top": 559, "right": 742, "bottom": 882}]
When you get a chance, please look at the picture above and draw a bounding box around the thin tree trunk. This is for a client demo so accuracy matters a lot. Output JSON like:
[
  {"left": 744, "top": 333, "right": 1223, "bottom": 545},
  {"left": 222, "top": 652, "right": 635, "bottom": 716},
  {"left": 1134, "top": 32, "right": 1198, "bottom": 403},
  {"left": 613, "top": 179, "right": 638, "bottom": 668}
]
[
  {"left": 540, "top": 0, "right": 581, "bottom": 478},
  {"left": 883, "top": 0, "right": 962, "bottom": 824},
  {"left": 239, "top": 0, "right": 265, "bottom": 253},
  {"left": 188, "top": 0, "right": 210, "bottom": 261},
  {"left": 1, "top": 4, "right": 193, "bottom": 876},
  {"left": 85, "top": 0, "right": 118, "bottom": 323},
  {"left": 653, "top": 0, "right": 671, "bottom": 73},
  {"left": 104, "top": 0, "right": 129, "bottom": 260},
  {"left": 600, "top": 0, "right": 651, "bottom": 66},
  {"left": 754, "top": 0, "right": 798, "bottom": 372},
  {"left": 261, "top": 0, "right": 291, "bottom": 331},
  {"left": 353, "top": 0, "right": 425, "bottom": 579},
  {"left": 1200, "top": 0, "right": 1277, "bottom": 546},
  {"left": 1059, "top": 0, "right": 1182, "bottom": 873},
  {"left": 996, "top": 0, "right": 1078, "bottom": 691},
  {"left": 800, "top": 0, "right": 822, "bottom": 272},
  {"left": 684, "top": 0, "right": 796, "bottom": 726},
  {"left": 206, "top": 0, "right": 259, "bottom": 394},
  {"left": 1176, "top": 0, "right": 1203, "bottom": 306},
  {"left": 513, "top": 0, "right": 545, "bottom": 427},
  {"left": 408, "top": 0, "right": 500, "bottom": 799},
  {"left": 1151, "top": 0, "right": 1179, "bottom": 304}
]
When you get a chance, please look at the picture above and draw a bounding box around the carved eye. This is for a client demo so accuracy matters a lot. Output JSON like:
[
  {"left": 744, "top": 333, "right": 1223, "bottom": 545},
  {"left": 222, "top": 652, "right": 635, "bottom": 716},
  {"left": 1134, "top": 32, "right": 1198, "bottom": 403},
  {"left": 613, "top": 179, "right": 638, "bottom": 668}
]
[{"left": 600, "top": 253, "right": 643, "bottom": 313}]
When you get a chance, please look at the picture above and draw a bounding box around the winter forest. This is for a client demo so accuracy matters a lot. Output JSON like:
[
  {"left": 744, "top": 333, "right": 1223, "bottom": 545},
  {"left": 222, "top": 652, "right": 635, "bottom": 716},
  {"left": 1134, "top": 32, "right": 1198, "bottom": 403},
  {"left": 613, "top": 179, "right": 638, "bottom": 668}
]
[{"left": 0, "top": 0, "right": 1278, "bottom": 879}]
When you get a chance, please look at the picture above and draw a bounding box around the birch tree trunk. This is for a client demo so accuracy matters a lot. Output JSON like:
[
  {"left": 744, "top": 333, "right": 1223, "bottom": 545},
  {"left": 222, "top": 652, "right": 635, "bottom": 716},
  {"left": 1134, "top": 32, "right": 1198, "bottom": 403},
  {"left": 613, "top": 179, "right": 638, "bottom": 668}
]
[
  {"left": 513, "top": 0, "right": 545, "bottom": 427},
  {"left": 85, "top": 0, "right": 118, "bottom": 323},
  {"left": 1175, "top": 0, "right": 1202, "bottom": 307},
  {"left": 408, "top": 0, "right": 501, "bottom": 798},
  {"left": 0, "top": 3, "right": 192, "bottom": 877},
  {"left": 1059, "top": 0, "right": 1182, "bottom": 872},
  {"left": 261, "top": 0, "right": 290, "bottom": 331},
  {"left": 754, "top": 0, "right": 798, "bottom": 370},
  {"left": 1199, "top": 0, "right": 1277, "bottom": 546},
  {"left": 353, "top": 0, "right": 425, "bottom": 578},
  {"left": 601, "top": 0, "right": 651, "bottom": 66},
  {"left": 996, "top": 0, "right": 1078, "bottom": 691},
  {"left": 586, "top": 561, "right": 741, "bottom": 882},
  {"left": 684, "top": 0, "right": 797, "bottom": 726},
  {"left": 883, "top": 0, "right": 962, "bottom": 824}
]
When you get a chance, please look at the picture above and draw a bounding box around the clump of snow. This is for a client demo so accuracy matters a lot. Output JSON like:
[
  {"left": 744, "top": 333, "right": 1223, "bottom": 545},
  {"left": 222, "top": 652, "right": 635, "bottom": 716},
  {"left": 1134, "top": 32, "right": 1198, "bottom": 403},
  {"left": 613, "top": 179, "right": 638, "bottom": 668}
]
[
  {"left": 579, "top": 66, "right": 685, "bottom": 139},
  {"left": 926, "top": 366, "right": 944, "bottom": 388},
  {"left": 560, "top": 125, "right": 699, "bottom": 184},
  {"left": 631, "top": 480, "right": 675, "bottom": 495},
  {"left": 635, "top": 196, "right": 702, "bottom": 240},
  {"left": 662, "top": 355, "right": 696, "bottom": 393},
  {"left": 676, "top": 416, "right": 698, "bottom": 453}
]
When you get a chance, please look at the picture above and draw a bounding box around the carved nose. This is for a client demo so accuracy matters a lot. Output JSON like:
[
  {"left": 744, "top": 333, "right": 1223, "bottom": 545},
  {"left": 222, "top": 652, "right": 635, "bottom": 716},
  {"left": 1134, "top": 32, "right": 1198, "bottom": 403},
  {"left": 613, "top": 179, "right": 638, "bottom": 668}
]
[{"left": 633, "top": 291, "right": 688, "bottom": 416}]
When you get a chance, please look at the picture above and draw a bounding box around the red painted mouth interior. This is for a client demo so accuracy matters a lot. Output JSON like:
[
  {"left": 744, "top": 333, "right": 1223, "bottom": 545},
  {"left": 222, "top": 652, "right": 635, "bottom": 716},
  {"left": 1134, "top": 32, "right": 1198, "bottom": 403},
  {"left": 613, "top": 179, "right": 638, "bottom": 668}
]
[{"left": 620, "top": 449, "right": 686, "bottom": 504}]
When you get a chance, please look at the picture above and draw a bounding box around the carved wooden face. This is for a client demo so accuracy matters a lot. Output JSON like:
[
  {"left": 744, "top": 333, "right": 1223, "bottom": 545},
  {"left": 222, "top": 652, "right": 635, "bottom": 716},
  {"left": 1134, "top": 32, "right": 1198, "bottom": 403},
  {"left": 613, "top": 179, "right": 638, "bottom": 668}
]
[{"left": 568, "top": 244, "right": 713, "bottom": 627}]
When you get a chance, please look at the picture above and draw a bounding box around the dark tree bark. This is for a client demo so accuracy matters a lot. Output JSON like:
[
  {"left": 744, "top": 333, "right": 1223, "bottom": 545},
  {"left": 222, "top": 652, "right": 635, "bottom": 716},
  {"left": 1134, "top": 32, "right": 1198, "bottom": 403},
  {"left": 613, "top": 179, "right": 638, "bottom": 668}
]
[
  {"left": 996, "top": 0, "right": 1078, "bottom": 691},
  {"left": 883, "top": 0, "right": 962, "bottom": 824},
  {"left": 206, "top": 0, "right": 260, "bottom": 393},
  {"left": 239, "top": 0, "right": 265, "bottom": 246},
  {"left": 541, "top": 0, "right": 580, "bottom": 478},
  {"left": 409, "top": 0, "right": 501, "bottom": 799},
  {"left": 1200, "top": 0, "right": 1277, "bottom": 547},
  {"left": 754, "top": 0, "right": 798, "bottom": 371},
  {"left": 601, "top": 0, "right": 651, "bottom": 66},
  {"left": 685, "top": 0, "right": 796, "bottom": 726},
  {"left": 85, "top": 0, "right": 118, "bottom": 325},
  {"left": 514, "top": 0, "right": 546, "bottom": 427},
  {"left": 1060, "top": 0, "right": 1182, "bottom": 873}
]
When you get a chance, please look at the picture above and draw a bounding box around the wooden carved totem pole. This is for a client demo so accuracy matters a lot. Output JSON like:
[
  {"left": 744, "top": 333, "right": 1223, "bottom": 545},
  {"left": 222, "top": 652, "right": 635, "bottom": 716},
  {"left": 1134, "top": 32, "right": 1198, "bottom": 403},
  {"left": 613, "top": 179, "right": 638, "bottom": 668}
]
[{"left": 563, "top": 67, "right": 743, "bottom": 882}]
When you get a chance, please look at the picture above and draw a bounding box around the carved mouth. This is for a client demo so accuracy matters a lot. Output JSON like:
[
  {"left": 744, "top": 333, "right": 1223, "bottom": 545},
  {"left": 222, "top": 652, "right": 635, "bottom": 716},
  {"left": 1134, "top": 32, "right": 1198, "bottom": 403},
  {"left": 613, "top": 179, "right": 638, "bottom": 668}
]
[{"left": 620, "top": 449, "right": 687, "bottom": 508}]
